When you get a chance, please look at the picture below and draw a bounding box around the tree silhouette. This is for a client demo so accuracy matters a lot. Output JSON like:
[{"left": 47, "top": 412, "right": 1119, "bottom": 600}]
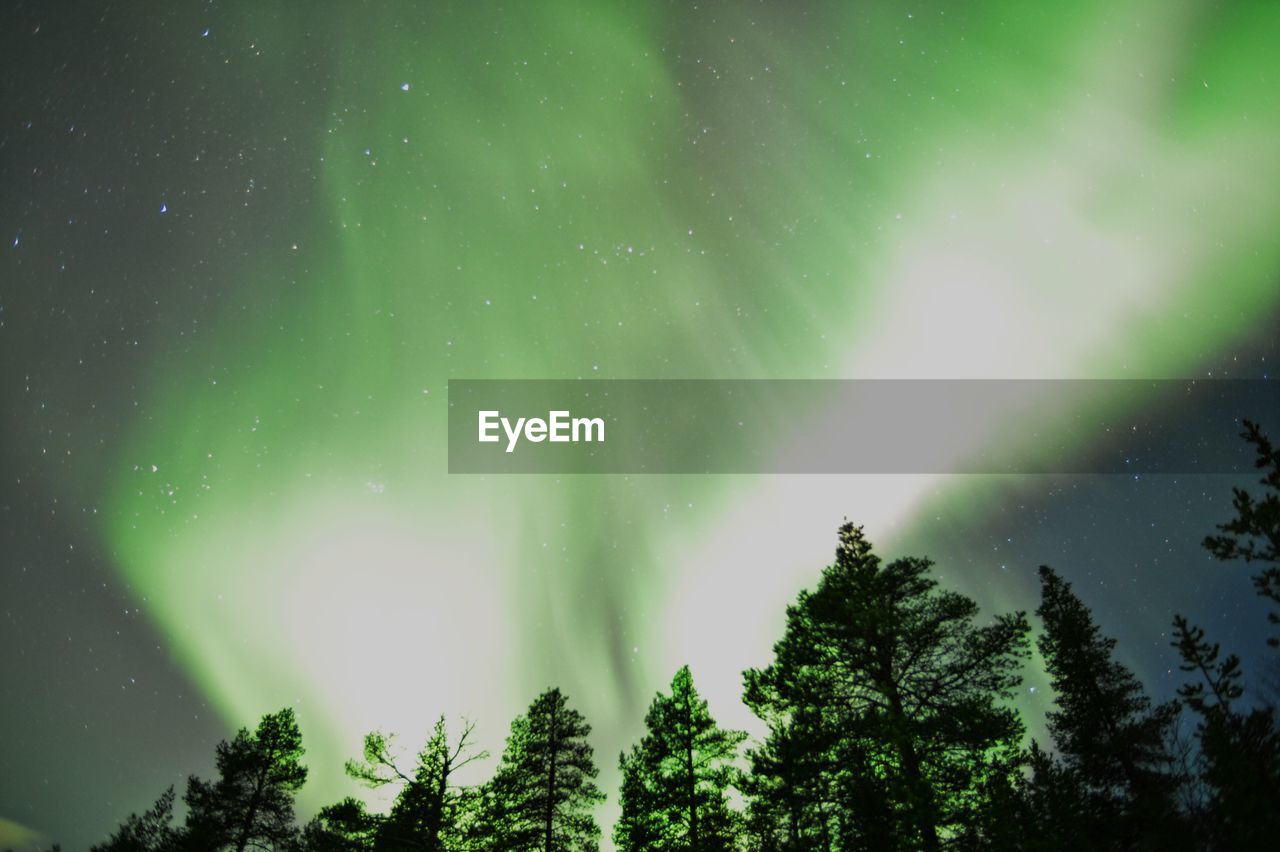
[
  {"left": 1204, "top": 419, "right": 1280, "bottom": 647},
  {"left": 1170, "top": 421, "right": 1280, "bottom": 849},
  {"left": 743, "top": 523, "right": 1031, "bottom": 850},
  {"left": 299, "top": 798, "right": 378, "bottom": 851},
  {"left": 739, "top": 703, "right": 851, "bottom": 850},
  {"left": 481, "top": 688, "right": 604, "bottom": 850},
  {"left": 76, "top": 428, "right": 1280, "bottom": 850},
  {"left": 1170, "top": 614, "right": 1280, "bottom": 847},
  {"left": 183, "top": 707, "right": 307, "bottom": 852},
  {"left": 345, "top": 717, "right": 486, "bottom": 850},
  {"left": 1029, "top": 567, "right": 1183, "bottom": 848},
  {"left": 614, "top": 665, "right": 745, "bottom": 850},
  {"left": 91, "top": 787, "right": 179, "bottom": 852}
]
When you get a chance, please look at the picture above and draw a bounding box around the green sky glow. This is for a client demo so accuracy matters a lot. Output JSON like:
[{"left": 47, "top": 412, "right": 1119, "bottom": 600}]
[{"left": 104, "top": 0, "right": 1280, "bottom": 828}]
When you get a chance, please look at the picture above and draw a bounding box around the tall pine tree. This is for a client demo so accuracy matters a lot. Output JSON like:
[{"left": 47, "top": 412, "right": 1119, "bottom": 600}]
[
  {"left": 1030, "top": 567, "right": 1183, "bottom": 848},
  {"left": 482, "top": 688, "right": 604, "bottom": 851},
  {"left": 744, "top": 523, "right": 1031, "bottom": 850},
  {"left": 614, "top": 666, "right": 745, "bottom": 850},
  {"left": 183, "top": 707, "right": 307, "bottom": 852}
]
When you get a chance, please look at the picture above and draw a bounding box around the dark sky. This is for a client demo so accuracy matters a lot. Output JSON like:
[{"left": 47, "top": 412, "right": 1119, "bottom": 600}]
[{"left": 3, "top": 2, "right": 1278, "bottom": 849}]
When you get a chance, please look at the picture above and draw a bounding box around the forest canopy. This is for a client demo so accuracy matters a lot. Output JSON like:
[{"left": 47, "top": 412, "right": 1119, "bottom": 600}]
[{"left": 49, "top": 421, "right": 1280, "bottom": 851}]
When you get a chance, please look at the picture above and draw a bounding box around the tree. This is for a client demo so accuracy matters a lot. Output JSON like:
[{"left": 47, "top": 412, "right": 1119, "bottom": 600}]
[
  {"left": 482, "top": 688, "right": 604, "bottom": 851},
  {"left": 1030, "top": 567, "right": 1183, "bottom": 848},
  {"left": 738, "top": 704, "right": 850, "bottom": 851},
  {"left": 299, "top": 798, "right": 379, "bottom": 851},
  {"left": 743, "top": 523, "right": 1031, "bottom": 850},
  {"left": 1204, "top": 419, "right": 1280, "bottom": 646},
  {"left": 1176, "top": 424, "right": 1280, "bottom": 848},
  {"left": 1170, "top": 615, "right": 1280, "bottom": 847},
  {"left": 345, "top": 717, "right": 487, "bottom": 850},
  {"left": 183, "top": 707, "right": 307, "bottom": 852},
  {"left": 91, "top": 787, "right": 180, "bottom": 852},
  {"left": 614, "top": 666, "right": 745, "bottom": 850}
]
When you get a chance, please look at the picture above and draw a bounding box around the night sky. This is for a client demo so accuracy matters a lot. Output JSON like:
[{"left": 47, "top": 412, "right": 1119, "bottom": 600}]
[{"left": 2, "top": 2, "right": 1278, "bottom": 849}]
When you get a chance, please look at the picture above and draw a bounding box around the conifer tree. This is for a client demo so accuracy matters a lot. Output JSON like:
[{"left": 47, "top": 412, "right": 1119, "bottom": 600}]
[
  {"left": 1204, "top": 419, "right": 1280, "bottom": 646},
  {"left": 482, "top": 688, "right": 604, "bottom": 851},
  {"left": 614, "top": 666, "right": 745, "bottom": 851},
  {"left": 1168, "top": 419, "right": 1280, "bottom": 846},
  {"left": 345, "top": 717, "right": 486, "bottom": 850},
  {"left": 1171, "top": 614, "right": 1280, "bottom": 847},
  {"left": 743, "top": 523, "right": 1031, "bottom": 850},
  {"left": 1030, "top": 567, "right": 1182, "bottom": 847},
  {"left": 183, "top": 707, "right": 307, "bottom": 852},
  {"left": 91, "top": 787, "right": 180, "bottom": 852},
  {"left": 738, "top": 707, "right": 847, "bottom": 850},
  {"left": 299, "top": 798, "right": 378, "bottom": 851}
]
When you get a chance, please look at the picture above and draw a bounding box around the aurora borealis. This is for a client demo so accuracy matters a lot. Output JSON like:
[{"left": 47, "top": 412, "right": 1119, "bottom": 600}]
[{"left": 2, "top": 1, "right": 1279, "bottom": 848}]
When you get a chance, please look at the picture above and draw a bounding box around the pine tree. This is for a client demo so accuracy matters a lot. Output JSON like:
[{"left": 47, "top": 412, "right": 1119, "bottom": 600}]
[
  {"left": 743, "top": 523, "right": 1031, "bottom": 850},
  {"left": 738, "top": 706, "right": 847, "bottom": 850},
  {"left": 614, "top": 666, "right": 745, "bottom": 851},
  {"left": 299, "top": 798, "right": 378, "bottom": 851},
  {"left": 1172, "top": 613, "right": 1280, "bottom": 846},
  {"left": 1204, "top": 419, "right": 1280, "bottom": 646},
  {"left": 183, "top": 707, "right": 307, "bottom": 852},
  {"left": 345, "top": 717, "right": 486, "bottom": 850},
  {"left": 1020, "top": 742, "right": 1092, "bottom": 851},
  {"left": 482, "top": 688, "right": 604, "bottom": 851},
  {"left": 1187, "top": 420, "right": 1280, "bottom": 845},
  {"left": 91, "top": 787, "right": 180, "bottom": 852},
  {"left": 1030, "top": 567, "right": 1183, "bottom": 848}
]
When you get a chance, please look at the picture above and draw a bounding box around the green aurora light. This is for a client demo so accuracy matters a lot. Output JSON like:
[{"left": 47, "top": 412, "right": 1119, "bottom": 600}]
[{"left": 102, "top": 0, "right": 1280, "bottom": 828}]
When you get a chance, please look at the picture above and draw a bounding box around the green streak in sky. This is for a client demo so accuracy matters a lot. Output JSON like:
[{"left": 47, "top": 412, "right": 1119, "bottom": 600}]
[{"left": 106, "top": 0, "right": 1280, "bottom": 828}]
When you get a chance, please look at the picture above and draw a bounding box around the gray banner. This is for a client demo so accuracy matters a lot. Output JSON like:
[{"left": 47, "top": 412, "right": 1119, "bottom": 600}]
[{"left": 447, "top": 380, "right": 1277, "bottom": 474}]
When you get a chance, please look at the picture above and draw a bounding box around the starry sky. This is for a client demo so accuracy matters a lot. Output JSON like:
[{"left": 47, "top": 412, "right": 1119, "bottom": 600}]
[{"left": 2, "top": 1, "right": 1279, "bottom": 848}]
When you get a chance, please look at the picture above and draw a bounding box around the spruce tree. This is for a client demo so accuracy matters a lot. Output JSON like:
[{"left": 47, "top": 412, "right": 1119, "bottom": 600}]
[
  {"left": 743, "top": 523, "right": 1031, "bottom": 850},
  {"left": 1031, "top": 567, "right": 1182, "bottom": 847},
  {"left": 183, "top": 707, "right": 307, "bottom": 852},
  {"left": 483, "top": 688, "right": 604, "bottom": 851},
  {"left": 614, "top": 666, "right": 745, "bottom": 851}
]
